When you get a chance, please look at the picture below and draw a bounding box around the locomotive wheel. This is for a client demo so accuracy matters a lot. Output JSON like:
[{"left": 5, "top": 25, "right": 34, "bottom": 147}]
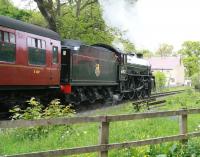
[
  {"left": 136, "top": 90, "right": 143, "bottom": 99},
  {"left": 71, "top": 88, "right": 81, "bottom": 106},
  {"left": 86, "top": 88, "right": 96, "bottom": 104},
  {"left": 128, "top": 78, "right": 136, "bottom": 99},
  {"left": 128, "top": 91, "right": 135, "bottom": 99},
  {"left": 142, "top": 89, "right": 150, "bottom": 98},
  {"left": 136, "top": 76, "right": 145, "bottom": 99},
  {"left": 118, "top": 93, "right": 124, "bottom": 101}
]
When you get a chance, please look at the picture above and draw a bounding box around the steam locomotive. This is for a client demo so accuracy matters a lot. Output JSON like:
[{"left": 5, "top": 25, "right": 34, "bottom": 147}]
[{"left": 0, "top": 16, "right": 155, "bottom": 109}]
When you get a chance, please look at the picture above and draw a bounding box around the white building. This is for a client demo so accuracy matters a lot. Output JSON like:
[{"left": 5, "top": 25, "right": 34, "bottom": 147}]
[{"left": 148, "top": 57, "right": 185, "bottom": 86}]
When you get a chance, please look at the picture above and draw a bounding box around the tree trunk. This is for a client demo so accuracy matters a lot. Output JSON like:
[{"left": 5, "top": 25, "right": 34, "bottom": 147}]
[{"left": 34, "top": 0, "right": 58, "bottom": 32}]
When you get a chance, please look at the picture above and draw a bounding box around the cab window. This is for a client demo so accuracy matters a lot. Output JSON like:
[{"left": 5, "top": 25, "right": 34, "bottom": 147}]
[
  {"left": 0, "top": 31, "right": 16, "bottom": 62},
  {"left": 27, "top": 37, "right": 46, "bottom": 65}
]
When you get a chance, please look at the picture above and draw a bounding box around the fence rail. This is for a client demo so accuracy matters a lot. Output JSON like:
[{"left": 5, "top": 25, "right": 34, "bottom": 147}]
[{"left": 1, "top": 108, "right": 200, "bottom": 157}]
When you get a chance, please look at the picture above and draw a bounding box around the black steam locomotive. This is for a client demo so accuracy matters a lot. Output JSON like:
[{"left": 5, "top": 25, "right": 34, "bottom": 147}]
[{"left": 60, "top": 40, "right": 155, "bottom": 105}]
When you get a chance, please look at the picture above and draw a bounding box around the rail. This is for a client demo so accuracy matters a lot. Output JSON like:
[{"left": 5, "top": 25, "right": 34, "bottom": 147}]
[
  {"left": 132, "top": 90, "right": 185, "bottom": 110},
  {"left": 1, "top": 108, "right": 200, "bottom": 157}
]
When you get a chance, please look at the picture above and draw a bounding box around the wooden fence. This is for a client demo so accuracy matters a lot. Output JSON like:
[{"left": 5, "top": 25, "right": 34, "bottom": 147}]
[{"left": 1, "top": 108, "right": 200, "bottom": 157}]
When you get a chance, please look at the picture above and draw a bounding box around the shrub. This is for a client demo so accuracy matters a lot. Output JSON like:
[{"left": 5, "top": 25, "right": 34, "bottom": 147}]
[
  {"left": 154, "top": 71, "right": 167, "bottom": 91},
  {"left": 191, "top": 73, "right": 200, "bottom": 89},
  {"left": 9, "top": 97, "right": 75, "bottom": 140}
]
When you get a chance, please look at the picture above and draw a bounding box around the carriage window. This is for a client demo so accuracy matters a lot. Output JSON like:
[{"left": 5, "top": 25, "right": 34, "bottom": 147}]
[
  {"left": 27, "top": 37, "right": 46, "bottom": 65},
  {"left": 0, "top": 31, "right": 16, "bottom": 62},
  {"left": 42, "top": 40, "right": 46, "bottom": 49},
  {"left": 27, "top": 37, "right": 32, "bottom": 47},
  {"left": 4, "top": 32, "right": 9, "bottom": 43},
  {"left": 52, "top": 46, "right": 58, "bottom": 64},
  {"left": 10, "top": 33, "right": 15, "bottom": 44},
  {"left": 37, "top": 39, "right": 42, "bottom": 49},
  {"left": 31, "top": 38, "right": 36, "bottom": 47}
]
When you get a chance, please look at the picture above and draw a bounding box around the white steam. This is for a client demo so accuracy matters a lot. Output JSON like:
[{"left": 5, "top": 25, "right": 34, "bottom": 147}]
[{"left": 99, "top": 0, "right": 200, "bottom": 51}]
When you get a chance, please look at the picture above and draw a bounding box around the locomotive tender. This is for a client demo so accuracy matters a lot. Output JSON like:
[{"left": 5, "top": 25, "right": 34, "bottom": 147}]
[{"left": 0, "top": 16, "right": 154, "bottom": 107}]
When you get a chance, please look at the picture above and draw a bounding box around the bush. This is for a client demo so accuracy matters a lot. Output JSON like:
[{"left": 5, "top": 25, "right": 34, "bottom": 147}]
[
  {"left": 154, "top": 71, "right": 167, "bottom": 91},
  {"left": 191, "top": 73, "right": 200, "bottom": 89},
  {"left": 9, "top": 98, "right": 75, "bottom": 140}
]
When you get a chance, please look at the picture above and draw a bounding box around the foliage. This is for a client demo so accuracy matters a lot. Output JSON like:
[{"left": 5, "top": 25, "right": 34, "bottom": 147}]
[
  {"left": 156, "top": 43, "right": 174, "bottom": 57},
  {"left": 179, "top": 41, "right": 200, "bottom": 77},
  {"left": 121, "top": 38, "right": 136, "bottom": 53},
  {"left": 31, "top": 0, "right": 114, "bottom": 45},
  {"left": 10, "top": 97, "right": 75, "bottom": 120},
  {"left": 9, "top": 98, "right": 75, "bottom": 140},
  {"left": 58, "top": 1, "right": 114, "bottom": 45},
  {"left": 154, "top": 71, "right": 167, "bottom": 91},
  {"left": 183, "top": 56, "right": 200, "bottom": 77},
  {"left": 26, "top": 11, "right": 47, "bottom": 27},
  {"left": 191, "top": 73, "right": 200, "bottom": 89},
  {"left": 0, "top": 0, "right": 30, "bottom": 20},
  {"left": 138, "top": 49, "right": 153, "bottom": 58}
]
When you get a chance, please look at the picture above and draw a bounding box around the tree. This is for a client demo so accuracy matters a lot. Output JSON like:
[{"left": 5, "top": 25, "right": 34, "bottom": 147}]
[
  {"left": 179, "top": 41, "right": 200, "bottom": 77},
  {"left": 191, "top": 73, "right": 200, "bottom": 89},
  {"left": 138, "top": 49, "right": 153, "bottom": 58},
  {"left": 156, "top": 43, "right": 174, "bottom": 57},
  {"left": 179, "top": 41, "right": 200, "bottom": 57},
  {"left": 0, "top": 0, "right": 30, "bottom": 20},
  {"left": 30, "top": 0, "right": 114, "bottom": 44},
  {"left": 33, "top": 0, "right": 60, "bottom": 31},
  {"left": 33, "top": 0, "right": 98, "bottom": 32},
  {"left": 154, "top": 71, "right": 166, "bottom": 91}
]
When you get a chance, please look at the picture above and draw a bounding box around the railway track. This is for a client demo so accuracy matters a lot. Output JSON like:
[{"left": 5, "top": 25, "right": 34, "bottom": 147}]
[
  {"left": 0, "top": 89, "right": 186, "bottom": 120},
  {"left": 77, "top": 89, "right": 186, "bottom": 114},
  {"left": 132, "top": 89, "right": 186, "bottom": 111}
]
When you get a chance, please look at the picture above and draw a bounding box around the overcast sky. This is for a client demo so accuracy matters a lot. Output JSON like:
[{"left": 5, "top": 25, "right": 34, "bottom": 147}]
[
  {"left": 100, "top": 0, "right": 200, "bottom": 51},
  {"left": 12, "top": 0, "right": 37, "bottom": 10},
  {"left": 12, "top": 0, "right": 200, "bottom": 51}
]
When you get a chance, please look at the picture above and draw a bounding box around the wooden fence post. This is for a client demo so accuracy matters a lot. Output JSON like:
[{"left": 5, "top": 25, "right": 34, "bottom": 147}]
[
  {"left": 99, "top": 117, "right": 109, "bottom": 157},
  {"left": 179, "top": 111, "right": 188, "bottom": 144}
]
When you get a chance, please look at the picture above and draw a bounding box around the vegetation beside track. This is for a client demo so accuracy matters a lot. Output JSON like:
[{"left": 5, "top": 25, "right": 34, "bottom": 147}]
[{"left": 1, "top": 88, "right": 200, "bottom": 157}]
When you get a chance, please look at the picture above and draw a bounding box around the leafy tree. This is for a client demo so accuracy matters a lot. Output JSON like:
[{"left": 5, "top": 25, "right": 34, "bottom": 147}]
[
  {"left": 179, "top": 41, "right": 200, "bottom": 77},
  {"left": 121, "top": 39, "right": 135, "bottom": 53},
  {"left": 27, "top": 11, "right": 47, "bottom": 27},
  {"left": 0, "top": 0, "right": 30, "bottom": 20},
  {"left": 179, "top": 41, "right": 200, "bottom": 57},
  {"left": 58, "top": 1, "right": 113, "bottom": 44},
  {"left": 183, "top": 56, "right": 199, "bottom": 77},
  {"left": 156, "top": 43, "right": 174, "bottom": 57},
  {"left": 191, "top": 73, "right": 200, "bottom": 89},
  {"left": 138, "top": 49, "right": 153, "bottom": 58},
  {"left": 31, "top": 0, "right": 114, "bottom": 44},
  {"left": 154, "top": 71, "right": 166, "bottom": 91}
]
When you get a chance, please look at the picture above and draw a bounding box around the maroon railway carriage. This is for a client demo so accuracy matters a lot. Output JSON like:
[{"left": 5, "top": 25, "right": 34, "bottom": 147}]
[
  {"left": 0, "top": 16, "right": 61, "bottom": 89},
  {"left": 0, "top": 16, "right": 61, "bottom": 108}
]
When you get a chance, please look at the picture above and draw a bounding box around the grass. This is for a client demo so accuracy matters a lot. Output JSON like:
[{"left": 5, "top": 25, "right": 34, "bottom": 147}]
[{"left": 1, "top": 88, "right": 200, "bottom": 156}]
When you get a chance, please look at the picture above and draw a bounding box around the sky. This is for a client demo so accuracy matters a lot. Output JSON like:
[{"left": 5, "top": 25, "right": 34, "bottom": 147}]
[
  {"left": 99, "top": 0, "right": 200, "bottom": 51},
  {"left": 12, "top": 0, "right": 200, "bottom": 51},
  {"left": 12, "top": 0, "right": 37, "bottom": 10}
]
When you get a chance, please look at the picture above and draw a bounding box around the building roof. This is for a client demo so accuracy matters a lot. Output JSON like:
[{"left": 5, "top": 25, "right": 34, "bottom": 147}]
[
  {"left": 0, "top": 16, "right": 60, "bottom": 40},
  {"left": 148, "top": 56, "right": 182, "bottom": 70}
]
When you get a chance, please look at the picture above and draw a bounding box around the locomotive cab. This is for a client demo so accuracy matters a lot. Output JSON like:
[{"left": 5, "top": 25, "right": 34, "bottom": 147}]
[{"left": 61, "top": 48, "right": 71, "bottom": 83}]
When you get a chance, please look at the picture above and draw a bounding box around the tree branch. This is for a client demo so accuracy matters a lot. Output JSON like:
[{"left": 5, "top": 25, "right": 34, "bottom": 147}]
[{"left": 80, "top": 0, "right": 98, "bottom": 11}]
